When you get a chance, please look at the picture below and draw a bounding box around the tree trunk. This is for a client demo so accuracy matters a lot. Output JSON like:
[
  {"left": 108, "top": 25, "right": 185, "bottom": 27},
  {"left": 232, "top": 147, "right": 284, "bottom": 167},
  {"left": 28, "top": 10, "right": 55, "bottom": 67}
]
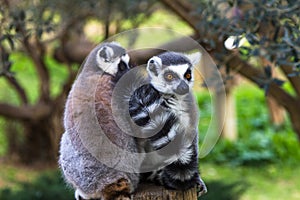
[
  {"left": 267, "top": 96, "right": 285, "bottom": 127},
  {"left": 5, "top": 120, "right": 22, "bottom": 161},
  {"left": 21, "top": 118, "right": 57, "bottom": 164},
  {"left": 288, "top": 108, "right": 300, "bottom": 140},
  {"left": 132, "top": 183, "right": 198, "bottom": 200},
  {"left": 221, "top": 89, "right": 237, "bottom": 141},
  {"left": 18, "top": 101, "right": 64, "bottom": 164}
]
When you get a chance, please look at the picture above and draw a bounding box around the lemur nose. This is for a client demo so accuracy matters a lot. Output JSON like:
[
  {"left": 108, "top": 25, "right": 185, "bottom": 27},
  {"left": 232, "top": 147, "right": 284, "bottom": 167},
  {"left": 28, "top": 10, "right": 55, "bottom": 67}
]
[{"left": 175, "top": 81, "right": 189, "bottom": 95}]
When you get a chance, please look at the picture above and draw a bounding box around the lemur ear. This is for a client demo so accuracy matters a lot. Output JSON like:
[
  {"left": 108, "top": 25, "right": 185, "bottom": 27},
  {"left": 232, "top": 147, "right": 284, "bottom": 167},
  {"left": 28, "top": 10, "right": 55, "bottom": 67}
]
[
  {"left": 185, "top": 52, "right": 202, "bottom": 67},
  {"left": 147, "top": 56, "right": 162, "bottom": 77},
  {"left": 98, "top": 46, "right": 114, "bottom": 62}
]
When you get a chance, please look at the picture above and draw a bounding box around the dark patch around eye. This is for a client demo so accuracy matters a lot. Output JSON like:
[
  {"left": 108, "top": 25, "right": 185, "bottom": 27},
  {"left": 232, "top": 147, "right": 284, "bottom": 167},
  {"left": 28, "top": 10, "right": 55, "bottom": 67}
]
[
  {"left": 164, "top": 71, "right": 179, "bottom": 82},
  {"left": 118, "top": 60, "right": 128, "bottom": 71},
  {"left": 184, "top": 68, "right": 192, "bottom": 81},
  {"left": 99, "top": 47, "right": 107, "bottom": 58},
  {"left": 113, "top": 60, "right": 129, "bottom": 82}
]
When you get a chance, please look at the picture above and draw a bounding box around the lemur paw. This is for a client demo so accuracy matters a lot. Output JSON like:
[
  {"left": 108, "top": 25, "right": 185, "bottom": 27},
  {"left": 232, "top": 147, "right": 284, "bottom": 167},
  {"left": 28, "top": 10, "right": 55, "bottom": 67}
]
[
  {"left": 102, "top": 178, "right": 131, "bottom": 200},
  {"left": 196, "top": 178, "right": 207, "bottom": 197},
  {"left": 114, "top": 195, "right": 131, "bottom": 200}
]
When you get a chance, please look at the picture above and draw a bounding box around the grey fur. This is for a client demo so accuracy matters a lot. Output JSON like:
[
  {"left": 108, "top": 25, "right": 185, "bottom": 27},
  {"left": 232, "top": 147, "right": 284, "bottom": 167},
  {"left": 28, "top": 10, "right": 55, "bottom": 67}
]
[
  {"left": 158, "top": 52, "right": 192, "bottom": 68},
  {"left": 98, "top": 43, "right": 126, "bottom": 62},
  {"left": 129, "top": 51, "right": 207, "bottom": 195},
  {"left": 59, "top": 42, "right": 140, "bottom": 200}
]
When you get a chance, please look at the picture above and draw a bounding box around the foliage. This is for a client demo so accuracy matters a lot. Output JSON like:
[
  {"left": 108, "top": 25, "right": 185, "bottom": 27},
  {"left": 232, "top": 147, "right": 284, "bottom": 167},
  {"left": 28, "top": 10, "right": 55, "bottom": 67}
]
[
  {"left": 0, "top": 0, "right": 157, "bottom": 76},
  {"left": 205, "top": 130, "right": 300, "bottom": 166},
  {"left": 41, "top": 0, "right": 157, "bottom": 38},
  {"left": 0, "top": 171, "right": 73, "bottom": 200},
  {"left": 0, "top": 0, "right": 157, "bottom": 163},
  {"left": 195, "top": 0, "right": 300, "bottom": 72},
  {"left": 159, "top": 0, "right": 300, "bottom": 137},
  {"left": 197, "top": 84, "right": 300, "bottom": 166}
]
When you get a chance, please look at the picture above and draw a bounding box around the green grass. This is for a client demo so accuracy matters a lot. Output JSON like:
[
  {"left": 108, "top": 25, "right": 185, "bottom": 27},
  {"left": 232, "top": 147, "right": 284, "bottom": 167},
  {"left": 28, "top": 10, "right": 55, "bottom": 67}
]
[
  {"left": 0, "top": 164, "right": 73, "bottom": 200},
  {"left": 200, "top": 163, "right": 300, "bottom": 200},
  {"left": 0, "top": 162, "right": 299, "bottom": 200}
]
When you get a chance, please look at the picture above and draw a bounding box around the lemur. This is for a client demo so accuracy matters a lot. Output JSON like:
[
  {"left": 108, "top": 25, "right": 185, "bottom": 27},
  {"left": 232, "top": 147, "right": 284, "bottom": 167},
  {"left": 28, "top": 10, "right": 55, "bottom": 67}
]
[
  {"left": 59, "top": 42, "right": 141, "bottom": 200},
  {"left": 128, "top": 51, "right": 207, "bottom": 195}
]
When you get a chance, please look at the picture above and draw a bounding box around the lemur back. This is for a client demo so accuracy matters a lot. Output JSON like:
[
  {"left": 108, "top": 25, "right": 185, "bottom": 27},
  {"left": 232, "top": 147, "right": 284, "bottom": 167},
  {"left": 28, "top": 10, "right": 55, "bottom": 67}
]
[{"left": 59, "top": 42, "right": 140, "bottom": 200}]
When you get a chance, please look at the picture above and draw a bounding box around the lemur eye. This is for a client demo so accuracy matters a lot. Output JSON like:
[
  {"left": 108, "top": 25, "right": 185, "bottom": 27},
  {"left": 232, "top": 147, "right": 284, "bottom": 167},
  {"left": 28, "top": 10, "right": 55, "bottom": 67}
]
[
  {"left": 166, "top": 74, "right": 173, "bottom": 80},
  {"left": 185, "top": 73, "right": 191, "bottom": 80},
  {"left": 184, "top": 68, "right": 192, "bottom": 81},
  {"left": 164, "top": 71, "right": 177, "bottom": 81}
]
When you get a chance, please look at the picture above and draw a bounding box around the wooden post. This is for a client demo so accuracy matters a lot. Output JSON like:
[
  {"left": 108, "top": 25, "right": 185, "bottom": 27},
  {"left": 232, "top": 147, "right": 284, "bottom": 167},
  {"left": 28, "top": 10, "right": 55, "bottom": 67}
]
[{"left": 132, "top": 183, "right": 198, "bottom": 200}]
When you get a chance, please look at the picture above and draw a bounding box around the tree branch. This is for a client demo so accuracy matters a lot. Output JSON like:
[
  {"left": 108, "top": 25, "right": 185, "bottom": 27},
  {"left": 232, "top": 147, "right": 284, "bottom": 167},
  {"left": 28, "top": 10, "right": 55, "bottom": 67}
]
[
  {"left": 281, "top": 65, "right": 300, "bottom": 97},
  {"left": 104, "top": 0, "right": 111, "bottom": 40},
  {"left": 260, "top": 57, "right": 300, "bottom": 97},
  {"left": 160, "top": 0, "right": 199, "bottom": 31},
  {"left": 158, "top": 0, "right": 299, "bottom": 108},
  {"left": 226, "top": 54, "right": 298, "bottom": 110},
  {"left": 21, "top": 32, "right": 50, "bottom": 102},
  {"left": 0, "top": 103, "right": 52, "bottom": 121},
  {"left": 4, "top": 75, "right": 28, "bottom": 105},
  {"left": 129, "top": 35, "right": 199, "bottom": 65},
  {"left": 54, "top": 40, "right": 95, "bottom": 64}
]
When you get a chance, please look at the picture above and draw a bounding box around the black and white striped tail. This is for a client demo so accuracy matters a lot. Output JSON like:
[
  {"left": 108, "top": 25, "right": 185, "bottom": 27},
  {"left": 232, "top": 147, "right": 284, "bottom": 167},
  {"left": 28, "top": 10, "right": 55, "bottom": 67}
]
[
  {"left": 150, "top": 145, "right": 207, "bottom": 196},
  {"left": 129, "top": 84, "right": 178, "bottom": 150}
]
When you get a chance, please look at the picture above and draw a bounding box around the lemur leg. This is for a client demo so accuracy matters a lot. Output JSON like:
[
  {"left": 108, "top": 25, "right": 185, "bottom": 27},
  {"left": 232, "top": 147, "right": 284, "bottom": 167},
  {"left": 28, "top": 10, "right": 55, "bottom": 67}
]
[
  {"left": 158, "top": 145, "right": 207, "bottom": 196},
  {"left": 75, "top": 189, "right": 101, "bottom": 200},
  {"left": 197, "top": 177, "right": 207, "bottom": 197},
  {"left": 101, "top": 178, "right": 131, "bottom": 200},
  {"left": 75, "top": 196, "right": 101, "bottom": 200}
]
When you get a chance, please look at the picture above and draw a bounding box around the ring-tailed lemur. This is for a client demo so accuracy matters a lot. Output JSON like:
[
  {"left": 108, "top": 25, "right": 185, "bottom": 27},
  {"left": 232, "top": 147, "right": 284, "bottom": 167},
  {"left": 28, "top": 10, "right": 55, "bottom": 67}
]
[
  {"left": 129, "top": 51, "right": 207, "bottom": 195},
  {"left": 59, "top": 42, "right": 140, "bottom": 200}
]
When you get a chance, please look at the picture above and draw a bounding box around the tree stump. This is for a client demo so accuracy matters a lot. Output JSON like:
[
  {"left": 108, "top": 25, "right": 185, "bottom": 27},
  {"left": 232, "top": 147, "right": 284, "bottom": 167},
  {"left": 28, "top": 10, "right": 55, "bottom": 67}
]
[{"left": 132, "top": 183, "right": 198, "bottom": 200}]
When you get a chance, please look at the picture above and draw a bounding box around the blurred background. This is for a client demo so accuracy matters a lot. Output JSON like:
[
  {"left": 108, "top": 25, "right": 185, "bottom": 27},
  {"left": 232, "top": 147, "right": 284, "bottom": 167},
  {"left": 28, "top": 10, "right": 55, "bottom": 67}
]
[{"left": 0, "top": 0, "right": 299, "bottom": 199}]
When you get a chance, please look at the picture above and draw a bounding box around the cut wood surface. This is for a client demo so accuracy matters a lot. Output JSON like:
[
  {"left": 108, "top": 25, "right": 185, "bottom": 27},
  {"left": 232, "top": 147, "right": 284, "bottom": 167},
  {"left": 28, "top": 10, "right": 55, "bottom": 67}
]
[{"left": 132, "top": 183, "right": 198, "bottom": 200}]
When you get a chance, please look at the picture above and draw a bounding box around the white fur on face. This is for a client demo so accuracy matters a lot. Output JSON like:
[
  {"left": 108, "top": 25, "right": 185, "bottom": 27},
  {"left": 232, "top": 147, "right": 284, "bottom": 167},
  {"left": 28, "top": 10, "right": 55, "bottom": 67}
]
[
  {"left": 96, "top": 56, "right": 120, "bottom": 76},
  {"left": 150, "top": 76, "right": 168, "bottom": 93},
  {"left": 121, "top": 54, "right": 130, "bottom": 64},
  {"left": 96, "top": 49, "right": 130, "bottom": 76},
  {"left": 147, "top": 56, "right": 162, "bottom": 71},
  {"left": 167, "top": 64, "right": 191, "bottom": 80},
  {"left": 150, "top": 64, "right": 194, "bottom": 95}
]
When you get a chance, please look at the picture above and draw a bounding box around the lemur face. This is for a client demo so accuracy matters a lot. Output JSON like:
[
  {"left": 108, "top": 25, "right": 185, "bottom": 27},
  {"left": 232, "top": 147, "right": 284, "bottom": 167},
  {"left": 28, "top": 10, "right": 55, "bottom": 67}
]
[
  {"left": 147, "top": 52, "right": 201, "bottom": 95},
  {"left": 96, "top": 42, "right": 130, "bottom": 80}
]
